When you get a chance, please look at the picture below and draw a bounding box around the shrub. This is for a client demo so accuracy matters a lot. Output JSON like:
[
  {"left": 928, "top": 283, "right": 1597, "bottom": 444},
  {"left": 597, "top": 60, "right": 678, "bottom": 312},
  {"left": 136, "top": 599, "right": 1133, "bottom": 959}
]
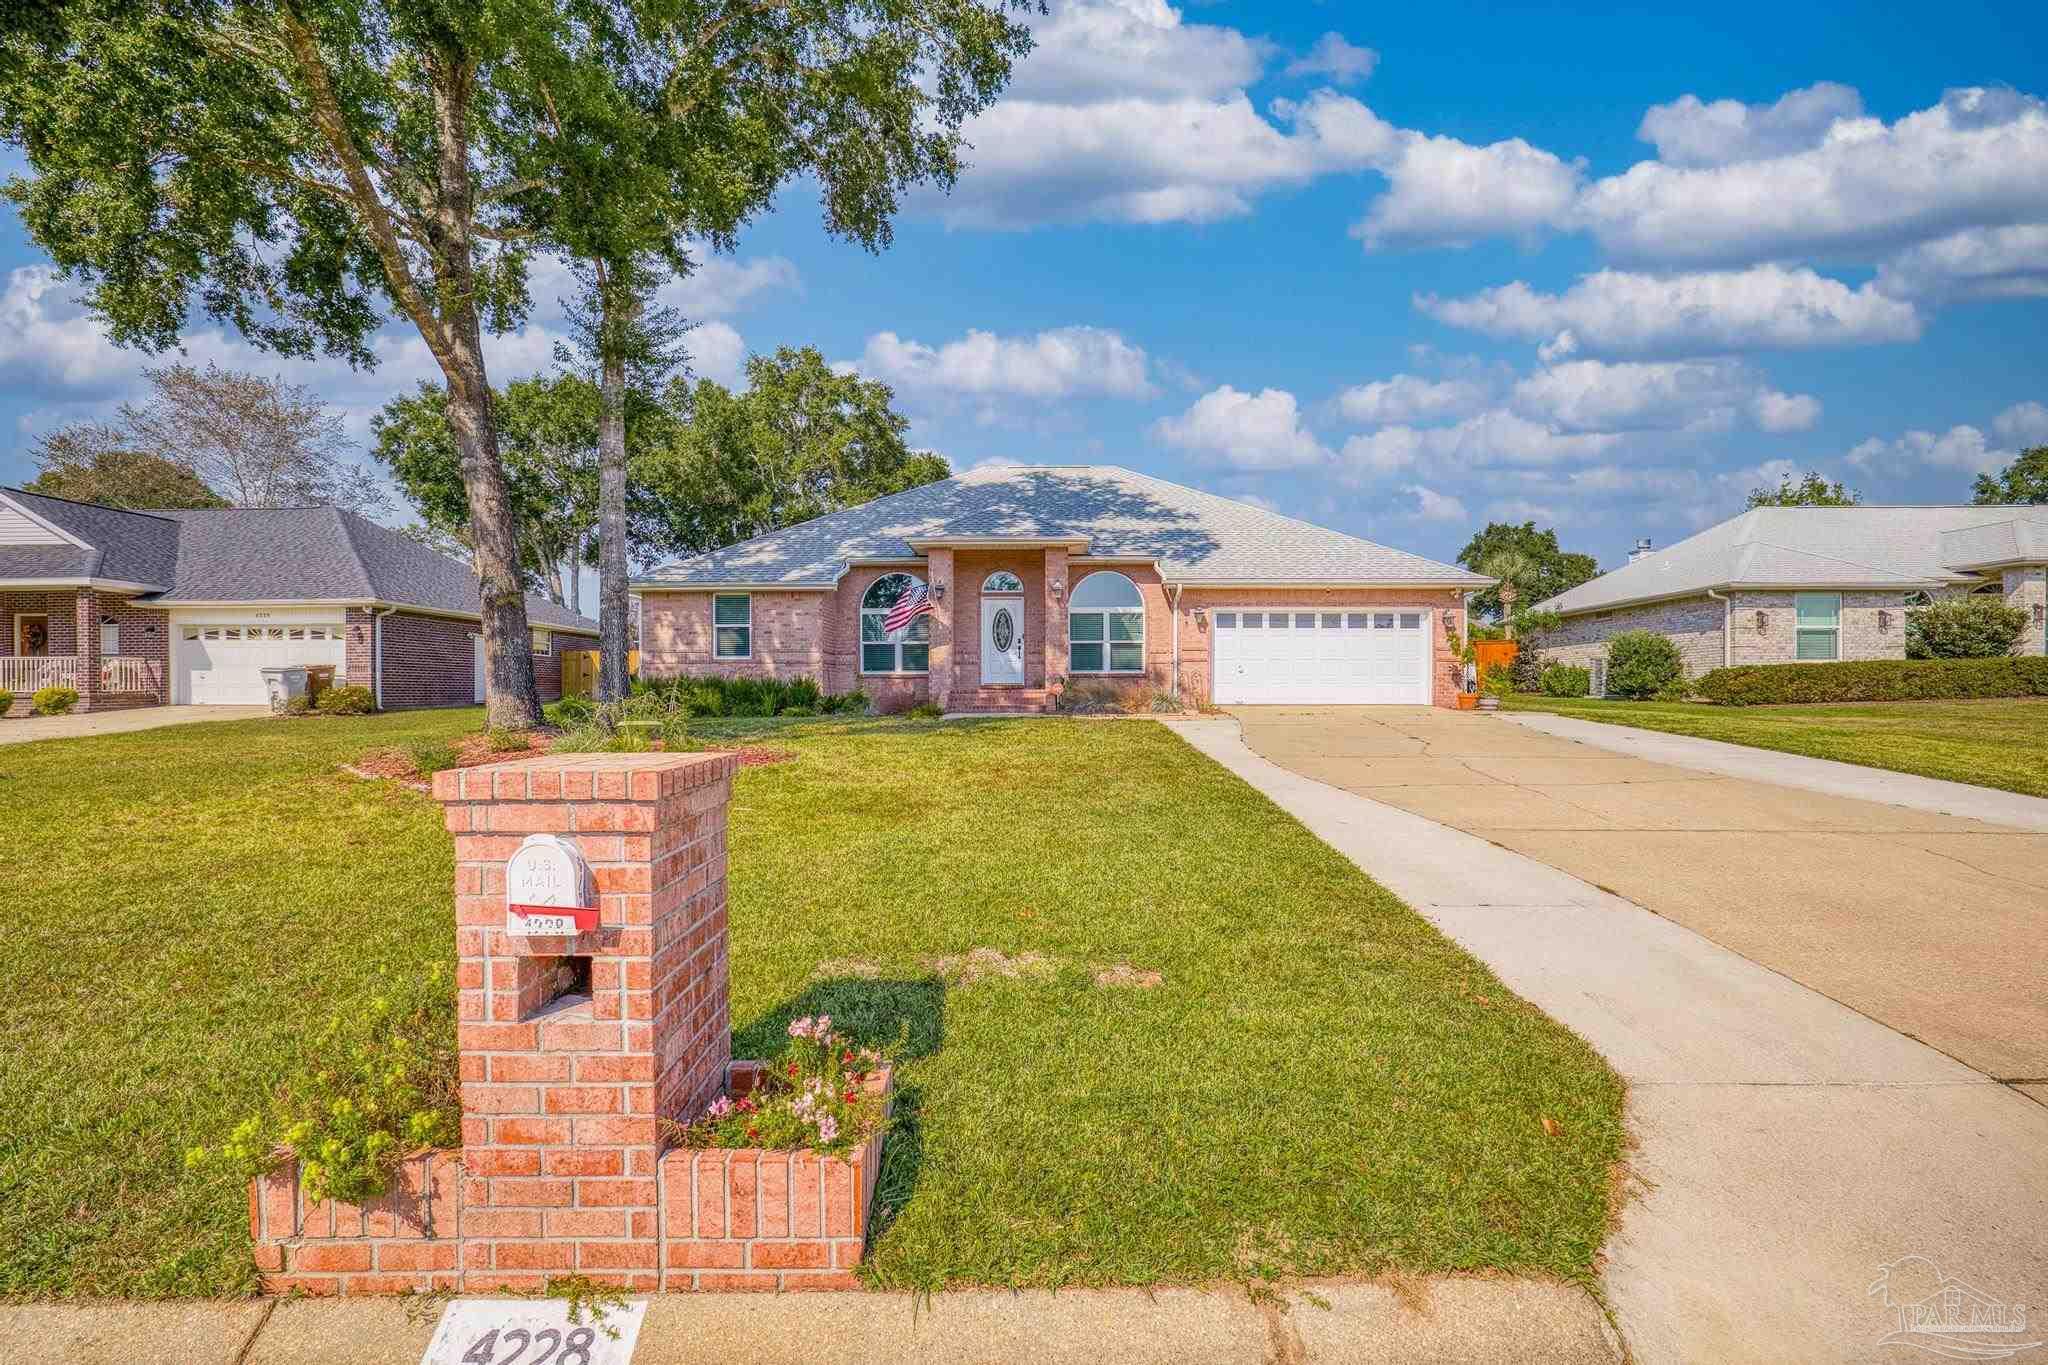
[
  {"left": 667, "top": 1016, "right": 889, "bottom": 1159},
  {"left": 1054, "top": 679, "right": 1129, "bottom": 714},
  {"left": 315, "top": 684, "right": 374, "bottom": 716},
  {"left": 0, "top": 688, "right": 12, "bottom": 716},
  {"left": 784, "top": 677, "right": 822, "bottom": 710},
  {"left": 283, "top": 694, "right": 313, "bottom": 716},
  {"left": 821, "top": 688, "right": 869, "bottom": 716},
  {"left": 1540, "top": 664, "right": 1591, "bottom": 697},
  {"left": 405, "top": 740, "right": 459, "bottom": 776},
  {"left": 1906, "top": 598, "right": 2028, "bottom": 659},
  {"left": 1508, "top": 646, "right": 1548, "bottom": 693},
  {"left": 1478, "top": 665, "right": 1514, "bottom": 698},
  {"left": 483, "top": 727, "right": 531, "bottom": 753},
  {"left": 1695, "top": 656, "right": 2048, "bottom": 706},
  {"left": 684, "top": 683, "right": 726, "bottom": 717},
  {"left": 551, "top": 722, "right": 658, "bottom": 753},
  {"left": 31, "top": 684, "right": 79, "bottom": 716},
  {"left": 778, "top": 705, "right": 816, "bottom": 717},
  {"left": 906, "top": 701, "right": 944, "bottom": 719},
  {"left": 548, "top": 695, "right": 597, "bottom": 726},
  {"left": 186, "top": 964, "right": 458, "bottom": 1205},
  {"left": 1605, "top": 630, "right": 1684, "bottom": 700}
]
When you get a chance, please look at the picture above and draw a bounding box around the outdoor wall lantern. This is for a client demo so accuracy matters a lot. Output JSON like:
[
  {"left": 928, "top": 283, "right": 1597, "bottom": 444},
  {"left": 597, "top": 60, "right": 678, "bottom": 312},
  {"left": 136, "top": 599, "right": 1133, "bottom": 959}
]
[
  {"left": 1441, "top": 607, "right": 1457, "bottom": 628},
  {"left": 1050, "top": 579, "right": 1065, "bottom": 602},
  {"left": 1754, "top": 610, "right": 1768, "bottom": 631},
  {"left": 1878, "top": 609, "right": 1892, "bottom": 632},
  {"left": 931, "top": 582, "right": 946, "bottom": 604},
  {"left": 2035, "top": 603, "right": 2045, "bottom": 624},
  {"left": 1193, "top": 606, "right": 1208, "bottom": 627}
]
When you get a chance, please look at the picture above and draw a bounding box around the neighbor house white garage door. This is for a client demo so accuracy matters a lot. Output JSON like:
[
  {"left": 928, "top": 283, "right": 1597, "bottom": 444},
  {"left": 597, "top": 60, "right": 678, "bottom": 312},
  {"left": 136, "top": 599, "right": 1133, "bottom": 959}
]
[
  {"left": 175, "top": 621, "right": 346, "bottom": 704},
  {"left": 1211, "top": 607, "right": 1432, "bottom": 705}
]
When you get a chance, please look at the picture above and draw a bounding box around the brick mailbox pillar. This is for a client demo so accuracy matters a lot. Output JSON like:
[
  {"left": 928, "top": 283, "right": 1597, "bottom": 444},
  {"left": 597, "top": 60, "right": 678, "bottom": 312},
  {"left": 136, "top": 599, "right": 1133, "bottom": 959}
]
[{"left": 438, "top": 750, "right": 738, "bottom": 1291}]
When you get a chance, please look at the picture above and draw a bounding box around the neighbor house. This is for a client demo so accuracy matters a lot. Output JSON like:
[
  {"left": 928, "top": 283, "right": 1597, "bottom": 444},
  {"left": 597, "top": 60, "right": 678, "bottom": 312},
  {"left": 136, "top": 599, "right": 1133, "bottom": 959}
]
[
  {"left": 632, "top": 464, "right": 1490, "bottom": 710},
  {"left": 1535, "top": 505, "right": 2048, "bottom": 677},
  {"left": 0, "top": 487, "right": 598, "bottom": 713}
]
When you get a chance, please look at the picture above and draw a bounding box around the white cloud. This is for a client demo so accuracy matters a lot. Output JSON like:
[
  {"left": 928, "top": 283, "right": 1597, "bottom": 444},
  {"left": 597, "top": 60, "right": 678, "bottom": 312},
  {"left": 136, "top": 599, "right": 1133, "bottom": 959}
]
[
  {"left": 1635, "top": 82, "right": 1864, "bottom": 167},
  {"left": 1874, "top": 223, "right": 2048, "bottom": 302},
  {"left": 1580, "top": 87, "right": 2048, "bottom": 266},
  {"left": 686, "top": 321, "right": 748, "bottom": 387},
  {"left": 1509, "top": 358, "right": 1819, "bottom": 434},
  {"left": 1339, "top": 410, "right": 1621, "bottom": 473},
  {"left": 1402, "top": 484, "right": 1469, "bottom": 521},
  {"left": 855, "top": 326, "right": 1156, "bottom": 399},
  {"left": 1418, "top": 265, "right": 1923, "bottom": 356},
  {"left": 1006, "top": 0, "right": 1270, "bottom": 104},
  {"left": 1351, "top": 132, "right": 1584, "bottom": 248},
  {"left": 1151, "top": 385, "right": 1331, "bottom": 469},
  {"left": 1285, "top": 33, "right": 1378, "bottom": 86},
  {"left": 1993, "top": 400, "right": 2048, "bottom": 445},
  {"left": 1335, "top": 373, "right": 1490, "bottom": 424},
  {"left": 1846, "top": 424, "right": 2011, "bottom": 476}
]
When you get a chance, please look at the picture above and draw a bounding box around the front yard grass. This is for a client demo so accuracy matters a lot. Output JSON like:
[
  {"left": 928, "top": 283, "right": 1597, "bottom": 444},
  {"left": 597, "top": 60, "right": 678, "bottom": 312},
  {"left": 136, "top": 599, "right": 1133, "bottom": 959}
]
[
  {"left": 1506, "top": 694, "right": 2048, "bottom": 798},
  {"left": 0, "top": 708, "right": 1623, "bottom": 1299}
]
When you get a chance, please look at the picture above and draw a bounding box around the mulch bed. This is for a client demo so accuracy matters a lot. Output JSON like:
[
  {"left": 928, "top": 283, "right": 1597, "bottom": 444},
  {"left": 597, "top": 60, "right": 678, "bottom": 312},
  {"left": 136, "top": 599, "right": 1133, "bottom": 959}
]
[{"left": 345, "top": 731, "right": 795, "bottom": 788}]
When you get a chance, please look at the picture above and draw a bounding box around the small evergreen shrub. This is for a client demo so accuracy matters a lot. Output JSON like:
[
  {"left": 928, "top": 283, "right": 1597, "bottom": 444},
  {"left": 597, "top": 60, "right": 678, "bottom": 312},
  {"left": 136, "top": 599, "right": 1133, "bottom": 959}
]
[
  {"left": 483, "top": 727, "right": 531, "bottom": 753},
  {"left": 405, "top": 740, "right": 459, "bottom": 776},
  {"left": 1695, "top": 656, "right": 2048, "bottom": 705},
  {"left": 1540, "top": 664, "right": 1591, "bottom": 697},
  {"left": 31, "top": 684, "right": 79, "bottom": 716},
  {"left": 784, "top": 677, "right": 822, "bottom": 710},
  {"left": 1508, "top": 647, "right": 1547, "bottom": 693},
  {"left": 315, "top": 685, "right": 374, "bottom": 716},
  {"left": 548, "top": 695, "right": 597, "bottom": 726},
  {"left": 1478, "top": 665, "right": 1514, "bottom": 698},
  {"left": 1605, "top": 631, "right": 1684, "bottom": 700},
  {"left": 0, "top": 687, "right": 16, "bottom": 715},
  {"left": 1905, "top": 598, "right": 2028, "bottom": 659},
  {"left": 906, "top": 701, "right": 944, "bottom": 719},
  {"left": 821, "top": 688, "right": 869, "bottom": 715},
  {"left": 283, "top": 694, "right": 313, "bottom": 716}
]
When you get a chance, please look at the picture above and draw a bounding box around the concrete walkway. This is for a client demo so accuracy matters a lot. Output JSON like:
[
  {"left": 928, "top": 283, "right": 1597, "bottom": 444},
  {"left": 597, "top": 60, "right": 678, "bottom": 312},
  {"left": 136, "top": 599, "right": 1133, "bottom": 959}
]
[
  {"left": 1509, "top": 708, "right": 2048, "bottom": 832},
  {"left": 0, "top": 1277, "right": 1619, "bottom": 1364},
  {"left": 1165, "top": 715, "right": 2048, "bottom": 1365},
  {"left": 0, "top": 704, "right": 270, "bottom": 745},
  {"left": 1228, "top": 706, "right": 2048, "bottom": 1083}
]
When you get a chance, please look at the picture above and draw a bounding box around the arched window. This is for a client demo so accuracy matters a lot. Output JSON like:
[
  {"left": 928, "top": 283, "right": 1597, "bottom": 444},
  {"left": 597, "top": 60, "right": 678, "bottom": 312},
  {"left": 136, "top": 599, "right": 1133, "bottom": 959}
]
[
  {"left": 983, "top": 570, "right": 1023, "bottom": 593},
  {"left": 860, "top": 573, "right": 930, "bottom": 674},
  {"left": 1069, "top": 571, "right": 1145, "bottom": 674}
]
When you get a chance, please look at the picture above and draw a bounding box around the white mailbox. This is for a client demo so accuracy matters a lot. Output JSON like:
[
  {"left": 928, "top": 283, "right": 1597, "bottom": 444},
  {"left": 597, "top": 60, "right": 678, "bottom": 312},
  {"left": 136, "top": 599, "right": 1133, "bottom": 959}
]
[{"left": 504, "top": 833, "right": 598, "bottom": 935}]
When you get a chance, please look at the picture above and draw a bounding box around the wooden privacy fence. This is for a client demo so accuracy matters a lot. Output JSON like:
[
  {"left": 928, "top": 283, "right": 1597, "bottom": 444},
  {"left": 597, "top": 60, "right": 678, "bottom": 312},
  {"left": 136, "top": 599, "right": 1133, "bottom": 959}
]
[{"left": 560, "top": 648, "right": 639, "bottom": 698}]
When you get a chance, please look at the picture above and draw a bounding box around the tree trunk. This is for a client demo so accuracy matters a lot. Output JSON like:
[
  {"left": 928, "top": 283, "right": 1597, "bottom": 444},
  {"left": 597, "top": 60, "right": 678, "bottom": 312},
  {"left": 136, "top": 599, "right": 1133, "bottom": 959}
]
[
  {"left": 596, "top": 291, "right": 633, "bottom": 703},
  {"left": 445, "top": 345, "right": 544, "bottom": 728},
  {"left": 566, "top": 535, "right": 582, "bottom": 617}
]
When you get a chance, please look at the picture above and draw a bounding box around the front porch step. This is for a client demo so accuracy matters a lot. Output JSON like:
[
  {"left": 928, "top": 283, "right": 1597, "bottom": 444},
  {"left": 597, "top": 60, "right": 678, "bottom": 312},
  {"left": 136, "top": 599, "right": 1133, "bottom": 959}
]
[{"left": 951, "top": 687, "right": 1054, "bottom": 714}]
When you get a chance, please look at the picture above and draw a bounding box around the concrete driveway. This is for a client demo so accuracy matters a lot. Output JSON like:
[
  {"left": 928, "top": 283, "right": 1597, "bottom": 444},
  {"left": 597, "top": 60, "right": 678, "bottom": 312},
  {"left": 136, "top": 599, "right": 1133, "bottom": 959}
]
[
  {"left": 1230, "top": 706, "right": 2048, "bottom": 1085},
  {"left": 0, "top": 704, "right": 272, "bottom": 745}
]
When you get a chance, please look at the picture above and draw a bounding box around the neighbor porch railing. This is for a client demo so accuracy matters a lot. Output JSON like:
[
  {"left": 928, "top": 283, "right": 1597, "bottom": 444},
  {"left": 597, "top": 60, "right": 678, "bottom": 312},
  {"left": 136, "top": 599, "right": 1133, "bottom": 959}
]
[
  {"left": 101, "top": 656, "right": 164, "bottom": 694},
  {"left": 0, "top": 655, "right": 80, "bottom": 696}
]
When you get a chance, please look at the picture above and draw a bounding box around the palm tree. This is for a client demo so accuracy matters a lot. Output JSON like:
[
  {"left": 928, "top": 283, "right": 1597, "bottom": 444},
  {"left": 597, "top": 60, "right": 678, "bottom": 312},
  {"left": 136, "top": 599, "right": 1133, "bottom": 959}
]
[{"left": 1477, "top": 548, "right": 1537, "bottom": 638}]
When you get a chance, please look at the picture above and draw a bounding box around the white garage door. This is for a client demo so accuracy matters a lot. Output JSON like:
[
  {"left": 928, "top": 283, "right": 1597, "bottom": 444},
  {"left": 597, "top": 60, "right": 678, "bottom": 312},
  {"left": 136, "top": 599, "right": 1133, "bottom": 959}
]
[
  {"left": 1212, "top": 608, "right": 1433, "bottom": 705},
  {"left": 176, "top": 623, "right": 346, "bottom": 704}
]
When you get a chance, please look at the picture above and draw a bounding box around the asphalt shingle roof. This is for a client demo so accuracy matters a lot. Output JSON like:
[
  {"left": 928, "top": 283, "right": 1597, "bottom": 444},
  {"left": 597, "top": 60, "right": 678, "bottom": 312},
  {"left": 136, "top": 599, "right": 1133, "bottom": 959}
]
[
  {"left": 1, "top": 490, "right": 596, "bottom": 633},
  {"left": 636, "top": 465, "right": 1489, "bottom": 588},
  {"left": 1539, "top": 505, "right": 2048, "bottom": 615}
]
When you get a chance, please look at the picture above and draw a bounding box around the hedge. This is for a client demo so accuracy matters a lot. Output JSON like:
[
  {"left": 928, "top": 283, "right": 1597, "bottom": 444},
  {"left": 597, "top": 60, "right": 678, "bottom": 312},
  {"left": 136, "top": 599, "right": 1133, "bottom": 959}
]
[{"left": 1694, "top": 656, "right": 2048, "bottom": 706}]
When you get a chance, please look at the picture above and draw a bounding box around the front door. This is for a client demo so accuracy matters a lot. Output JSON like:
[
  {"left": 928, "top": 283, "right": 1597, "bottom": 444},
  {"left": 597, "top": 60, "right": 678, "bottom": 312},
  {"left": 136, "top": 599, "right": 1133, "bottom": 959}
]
[
  {"left": 15, "top": 615, "right": 49, "bottom": 656},
  {"left": 981, "top": 597, "right": 1025, "bottom": 684}
]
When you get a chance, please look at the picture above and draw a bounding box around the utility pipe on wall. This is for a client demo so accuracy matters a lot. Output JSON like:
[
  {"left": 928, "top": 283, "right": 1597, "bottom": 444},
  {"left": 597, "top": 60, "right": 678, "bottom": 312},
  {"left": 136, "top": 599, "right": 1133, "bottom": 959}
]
[
  {"left": 372, "top": 605, "right": 398, "bottom": 709},
  {"left": 1705, "top": 588, "right": 1731, "bottom": 669},
  {"left": 1167, "top": 583, "right": 1183, "bottom": 699}
]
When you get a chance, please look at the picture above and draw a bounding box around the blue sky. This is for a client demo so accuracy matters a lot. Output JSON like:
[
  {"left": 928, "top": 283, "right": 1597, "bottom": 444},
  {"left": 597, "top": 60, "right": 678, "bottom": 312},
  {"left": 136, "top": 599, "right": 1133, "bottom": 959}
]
[{"left": 3, "top": 0, "right": 2046, "bottom": 589}]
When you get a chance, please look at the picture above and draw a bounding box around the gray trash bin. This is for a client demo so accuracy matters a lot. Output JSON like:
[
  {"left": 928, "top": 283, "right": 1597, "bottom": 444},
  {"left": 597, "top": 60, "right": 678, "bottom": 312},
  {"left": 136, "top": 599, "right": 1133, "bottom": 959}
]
[{"left": 261, "top": 665, "right": 310, "bottom": 713}]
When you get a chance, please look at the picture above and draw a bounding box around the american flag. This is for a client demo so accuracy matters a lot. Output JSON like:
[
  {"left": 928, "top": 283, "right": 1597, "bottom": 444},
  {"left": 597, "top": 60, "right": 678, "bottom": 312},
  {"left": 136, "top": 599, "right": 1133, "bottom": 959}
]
[{"left": 884, "top": 582, "right": 934, "bottom": 637}]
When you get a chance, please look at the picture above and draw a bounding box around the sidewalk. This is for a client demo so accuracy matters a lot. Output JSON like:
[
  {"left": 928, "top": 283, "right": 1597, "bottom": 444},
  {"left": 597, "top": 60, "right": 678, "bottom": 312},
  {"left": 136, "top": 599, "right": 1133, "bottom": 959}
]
[
  {"left": 0, "top": 1277, "right": 1618, "bottom": 1364},
  {"left": 1164, "top": 716, "right": 2048, "bottom": 1365},
  {"left": 1506, "top": 709, "right": 2048, "bottom": 832}
]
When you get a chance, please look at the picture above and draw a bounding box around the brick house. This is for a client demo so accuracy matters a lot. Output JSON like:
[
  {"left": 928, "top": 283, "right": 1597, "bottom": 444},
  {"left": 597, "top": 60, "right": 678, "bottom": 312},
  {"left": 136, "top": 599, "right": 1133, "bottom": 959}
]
[
  {"left": 0, "top": 487, "right": 596, "bottom": 713},
  {"left": 1535, "top": 505, "right": 2048, "bottom": 679},
  {"left": 632, "top": 465, "right": 1490, "bottom": 710}
]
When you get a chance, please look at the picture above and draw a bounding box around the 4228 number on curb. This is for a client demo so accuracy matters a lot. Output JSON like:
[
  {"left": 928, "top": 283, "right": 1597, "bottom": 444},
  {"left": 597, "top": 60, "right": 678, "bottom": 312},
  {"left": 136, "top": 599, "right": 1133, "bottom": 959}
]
[{"left": 422, "top": 1301, "right": 647, "bottom": 1365}]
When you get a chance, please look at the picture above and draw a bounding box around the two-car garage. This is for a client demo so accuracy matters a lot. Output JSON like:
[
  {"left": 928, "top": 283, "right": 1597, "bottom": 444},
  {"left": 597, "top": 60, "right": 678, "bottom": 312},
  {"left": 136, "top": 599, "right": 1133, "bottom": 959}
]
[
  {"left": 173, "top": 612, "right": 346, "bottom": 705},
  {"left": 1210, "top": 606, "right": 1434, "bottom": 705}
]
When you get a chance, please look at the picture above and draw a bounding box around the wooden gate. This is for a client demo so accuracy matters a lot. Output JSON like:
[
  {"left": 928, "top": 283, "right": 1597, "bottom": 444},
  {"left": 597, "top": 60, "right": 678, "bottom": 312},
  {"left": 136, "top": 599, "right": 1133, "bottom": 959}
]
[{"left": 560, "top": 649, "right": 638, "bottom": 698}]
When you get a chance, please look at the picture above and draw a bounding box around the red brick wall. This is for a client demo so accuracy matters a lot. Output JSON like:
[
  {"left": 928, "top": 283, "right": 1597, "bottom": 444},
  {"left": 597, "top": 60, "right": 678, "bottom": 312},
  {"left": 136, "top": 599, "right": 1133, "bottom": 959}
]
[
  {"left": 1, "top": 589, "right": 80, "bottom": 655},
  {"left": 373, "top": 612, "right": 477, "bottom": 709},
  {"left": 640, "top": 591, "right": 830, "bottom": 684}
]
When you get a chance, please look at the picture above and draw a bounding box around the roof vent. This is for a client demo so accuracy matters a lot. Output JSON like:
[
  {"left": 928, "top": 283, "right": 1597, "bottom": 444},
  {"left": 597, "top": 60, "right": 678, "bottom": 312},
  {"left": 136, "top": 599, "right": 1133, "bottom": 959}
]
[{"left": 1628, "top": 538, "right": 1654, "bottom": 563}]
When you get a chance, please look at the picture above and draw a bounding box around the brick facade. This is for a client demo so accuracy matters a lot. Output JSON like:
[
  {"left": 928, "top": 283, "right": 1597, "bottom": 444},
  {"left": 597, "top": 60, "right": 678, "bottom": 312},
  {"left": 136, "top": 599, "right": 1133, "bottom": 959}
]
[
  {"left": 640, "top": 556, "right": 1468, "bottom": 708},
  {"left": 2007, "top": 568, "right": 2048, "bottom": 657},
  {"left": 379, "top": 612, "right": 480, "bottom": 709},
  {"left": 1541, "top": 595, "right": 1728, "bottom": 679}
]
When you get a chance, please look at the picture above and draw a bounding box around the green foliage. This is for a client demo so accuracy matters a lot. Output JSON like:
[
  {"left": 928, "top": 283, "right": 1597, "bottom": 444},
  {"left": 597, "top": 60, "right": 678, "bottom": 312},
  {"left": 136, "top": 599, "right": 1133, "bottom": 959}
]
[
  {"left": 547, "top": 696, "right": 598, "bottom": 726},
  {"left": 823, "top": 689, "right": 870, "bottom": 716},
  {"left": 1457, "top": 523, "right": 1601, "bottom": 623},
  {"left": 404, "top": 741, "right": 460, "bottom": 777},
  {"left": 636, "top": 674, "right": 840, "bottom": 720},
  {"left": 1695, "top": 657, "right": 2048, "bottom": 706},
  {"left": 1746, "top": 469, "right": 1861, "bottom": 508},
  {"left": 483, "top": 727, "right": 532, "bottom": 754},
  {"left": 1053, "top": 680, "right": 1134, "bottom": 714},
  {"left": 1973, "top": 447, "right": 2048, "bottom": 505},
  {"left": 778, "top": 705, "right": 817, "bottom": 717},
  {"left": 0, "top": 689, "right": 12, "bottom": 716},
  {"left": 670, "top": 1017, "right": 890, "bottom": 1159},
  {"left": 631, "top": 348, "right": 950, "bottom": 561},
  {"left": 1540, "top": 664, "right": 1592, "bottom": 698},
  {"left": 1478, "top": 666, "right": 1515, "bottom": 699},
  {"left": 24, "top": 428, "right": 228, "bottom": 510},
  {"left": 30, "top": 685, "right": 78, "bottom": 716},
  {"left": 906, "top": 702, "right": 945, "bottom": 720},
  {"left": 1605, "top": 631, "right": 1685, "bottom": 700},
  {"left": 315, "top": 685, "right": 374, "bottom": 717},
  {"left": 1905, "top": 598, "right": 2029, "bottom": 659},
  {"left": 1507, "top": 646, "right": 1548, "bottom": 693},
  {"left": 283, "top": 695, "right": 314, "bottom": 717},
  {"left": 186, "top": 964, "right": 458, "bottom": 1206}
]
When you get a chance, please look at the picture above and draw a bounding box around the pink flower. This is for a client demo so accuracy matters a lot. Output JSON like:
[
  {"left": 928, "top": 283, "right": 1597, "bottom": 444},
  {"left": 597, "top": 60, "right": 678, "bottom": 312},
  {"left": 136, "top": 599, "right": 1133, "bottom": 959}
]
[
  {"left": 787, "top": 1016, "right": 815, "bottom": 1039},
  {"left": 816, "top": 1115, "right": 838, "bottom": 1143},
  {"left": 707, "top": 1096, "right": 734, "bottom": 1119}
]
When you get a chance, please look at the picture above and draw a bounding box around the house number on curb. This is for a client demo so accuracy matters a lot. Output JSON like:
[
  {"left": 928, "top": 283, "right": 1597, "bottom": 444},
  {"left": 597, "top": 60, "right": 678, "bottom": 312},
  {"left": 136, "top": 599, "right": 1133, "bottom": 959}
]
[
  {"left": 505, "top": 833, "right": 599, "bottom": 935},
  {"left": 422, "top": 1299, "right": 646, "bottom": 1365}
]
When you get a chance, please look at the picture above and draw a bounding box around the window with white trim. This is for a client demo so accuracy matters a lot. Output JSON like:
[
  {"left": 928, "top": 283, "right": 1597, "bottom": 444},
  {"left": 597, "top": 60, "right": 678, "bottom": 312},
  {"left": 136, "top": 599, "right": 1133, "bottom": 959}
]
[
  {"left": 713, "top": 593, "right": 752, "bottom": 659},
  {"left": 531, "top": 627, "right": 553, "bottom": 656},
  {"left": 860, "top": 573, "right": 929, "bottom": 674},
  {"left": 1069, "top": 571, "right": 1145, "bottom": 673},
  {"left": 1794, "top": 593, "right": 1840, "bottom": 661},
  {"left": 99, "top": 617, "right": 119, "bottom": 655}
]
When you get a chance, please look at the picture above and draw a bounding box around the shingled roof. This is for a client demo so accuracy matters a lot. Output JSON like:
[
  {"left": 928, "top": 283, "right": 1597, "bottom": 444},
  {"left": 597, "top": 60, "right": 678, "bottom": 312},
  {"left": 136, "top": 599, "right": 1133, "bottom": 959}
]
[
  {"left": 0, "top": 489, "right": 596, "bottom": 633},
  {"left": 635, "top": 465, "right": 1489, "bottom": 589}
]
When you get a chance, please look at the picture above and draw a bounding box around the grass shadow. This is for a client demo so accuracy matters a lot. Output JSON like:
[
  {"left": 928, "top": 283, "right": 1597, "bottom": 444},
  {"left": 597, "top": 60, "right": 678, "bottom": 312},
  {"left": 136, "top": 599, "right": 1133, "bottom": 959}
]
[{"left": 732, "top": 974, "right": 946, "bottom": 1247}]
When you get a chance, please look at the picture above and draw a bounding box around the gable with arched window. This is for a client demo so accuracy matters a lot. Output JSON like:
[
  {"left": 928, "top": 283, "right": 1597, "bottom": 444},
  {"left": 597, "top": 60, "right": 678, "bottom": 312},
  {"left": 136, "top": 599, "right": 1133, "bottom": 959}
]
[
  {"left": 860, "top": 572, "right": 930, "bottom": 674},
  {"left": 1068, "top": 571, "right": 1145, "bottom": 673}
]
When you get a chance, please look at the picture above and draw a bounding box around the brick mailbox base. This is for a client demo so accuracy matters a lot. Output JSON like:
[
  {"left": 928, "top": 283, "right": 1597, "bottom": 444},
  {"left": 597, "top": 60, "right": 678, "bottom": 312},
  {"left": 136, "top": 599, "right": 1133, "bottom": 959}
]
[{"left": 248, "top": 751, "right": 891, "bottom": 1295}]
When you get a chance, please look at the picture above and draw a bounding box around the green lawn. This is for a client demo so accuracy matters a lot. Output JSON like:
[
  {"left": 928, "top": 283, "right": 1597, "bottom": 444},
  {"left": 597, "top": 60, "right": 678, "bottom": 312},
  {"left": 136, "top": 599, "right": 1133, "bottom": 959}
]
[
  {"left": 1507, "top": 694, "right": 2048, "bottom": 798},
  {"left": 0, "top": 709, "right": 1623, "bottom": 1299}
]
